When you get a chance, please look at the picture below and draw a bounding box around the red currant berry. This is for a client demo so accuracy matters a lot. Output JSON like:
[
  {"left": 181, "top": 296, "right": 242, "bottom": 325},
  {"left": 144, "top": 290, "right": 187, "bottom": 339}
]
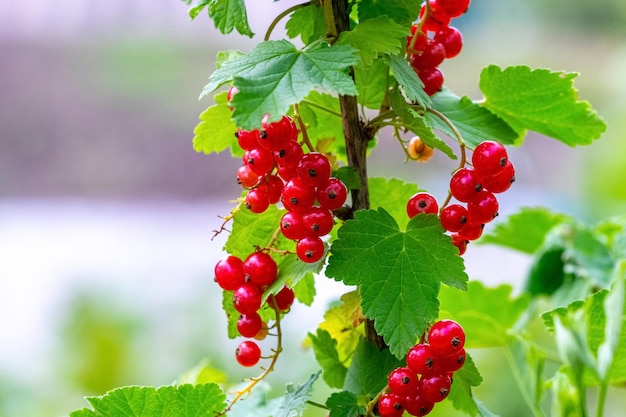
[
  {"left": 243, "top": 252, "right": 277, "bottom": 287},
  {"left": 235, "top": 129, "right": 260, "bottom": 151},
  {"left": 377, "top": 393, "right": 404, "bottom": 417},
  {"left": 280, "top": 211, "right": 308, "bottom": 241},
  {"left": 237, "top": 164, "right": 262, "bottom": 188},
  {"left": 245, "top": 187, "right": 270, "bottom": 214},
  {"left": 419, "top": 0, "right": 451, "bottom": 32},
  {"left": 269, "top": 285, "right": 295, "bottom": 311},
  {"left": 243, "top": 147, "right": 275, "bottom": 176},
  {"left": 434, "top": 26, "right": 463, "bottom": 58},
  {"left": 302, "top": 207, "right": 335, "bottom": 236},
  {"left": 264, "top": 175, "right": 284, "bottom": 204},
  {"left": 258, "top": 114, "right": 297, "bottom": 151},
  {"left": 235, "top": 340, "right": 262, "bottom": 367},
  {"left": 407, "top": 192, "right": 439, "bottom": 218},
  {"left": 403, "top": 394, "right": 434, "bottom": 416},
  {"left": 449, "top": 168, "right": 483, "bottom": 202},
  {"left": 439, "top": 348, "right": 466, "bottom": 373},
  {"left": 472, "top": 140, "right": 508, "bottom": 177},
  {"left": 388, "top": 367, "right": 420, "bottom": 397},
  {"left": 276, "top": 164, "right": 297, "bottom": 181},
  {"left": 428, "top": 319, "right": 465, "bottom": 356},
  {"left": 440, "top": 204, "right": 468, "bottom": 232},
  {"left": 232, "top": 283, "right": 262, "bottom": 315},
  {"left": 296, "top": 235, "right": 325, "bottom": 263},
  {"left": 419, "top": 373, "right": 451, "bottom": 403},
  {"left": 273, "top": 140, "right": 304, "bottom": 168},
  {"left": 214, "top": 255, "right": 245, "bottom": 291},
  {"left": 481, "top": 160, "right": 515, "bottom": 193},
  {"left": 451, "top": 233, "right": 468, "bottom": 255},
  {"left": 407, "top": 25, "right": 428, "bottom": 54},
  {"left": 437, "top": 0, "right": 470, "bottom": 18},
  {"left": 406, "top": 343, "right": 438, "bottom": 376},
  {"left": 297, "top": 152, "right": 332, "bottom": 188},
  {"left": 316, "top": 177, "right": 348, "bottom": 210},
  {"left": 281, "top": 178, "right": 316, "bottom": 212},
  {"left": 237, "top": 312, "right": 263, "bottom": 338},
  {"left": 457, "top": 219, "right": 484, "bottom": 241},
  {"left": 467, "top": 190, "right": 499, "bottom": 223},
  {"left": 410, "top": 40, "right": 446, "bottom": 70},
  {"left": 416, "top": 67, "right": 444, "bottom": 96}
]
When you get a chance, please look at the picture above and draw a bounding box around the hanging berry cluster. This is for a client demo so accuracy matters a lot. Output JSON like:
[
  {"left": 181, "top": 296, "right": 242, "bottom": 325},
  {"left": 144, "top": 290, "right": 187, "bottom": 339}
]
[
  {"left": 406, "top": 140, "right": 515, "bottom": 255},
  {"left": 377, "top": 320, "right": 466, "bottom": 417},
  {"left": 407, "top": 0, "right": 470, "bottom": 95}
]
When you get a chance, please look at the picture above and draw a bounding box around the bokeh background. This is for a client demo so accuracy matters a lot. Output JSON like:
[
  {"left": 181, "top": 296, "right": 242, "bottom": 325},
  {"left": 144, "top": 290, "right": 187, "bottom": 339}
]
[{"left": 1, "top": 1, "right": 626, "bottom": 416}]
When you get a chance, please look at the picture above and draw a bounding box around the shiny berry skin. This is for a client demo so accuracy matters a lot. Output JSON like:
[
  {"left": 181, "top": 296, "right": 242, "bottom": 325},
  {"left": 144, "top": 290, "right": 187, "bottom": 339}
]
[
  {"left": 387, "top": 367, "right": 419, "bottom": 397},
  {"left": 437, "top": 0, "right": 471, "bottom": 18},
  {"left": 377, "top": 393, "right": 404, "bottom": 417},
  {"left": 410, "top": 40, "right": 446, "bottom": 70},
  {"left": 407, "top": 192, "right": 439, "bottom": 218},
  {"left": 316, "top": 178, "right": 348, "bottom": 210},
  {"left": 481, "top": 160, "right": 515, "bottom": 193},
  {"left": 440, "top": 204, "right": 468, "bottom": 232},
  {"left": 467, "top": 190, "right": 499, "bottom": 223},
  {"left": 416, "top": 67, "right": 444, "bottom": 96},
  {"left": 302, "top": 207, "right": 334, "bottom": 236},
  {"left": 406, "top": 343, "right": 438, "bottom": 376},
  {"left": 439, "top": 348, "right": 466, "bottom": 372},
  {"left": 472, "top": 140, "right": 508, "bottom": 177},
  {"left": 235, "top": 129, "right": 260, "bottom": 151},
  {"left": 296, "top": 235, "right": 325, "bottom": 263},
  {"left": 237, "top": 164, "right": 261, "bottom": 188},
  {"left": 274, "top": 140, "right": 304, "bottom": 168},
  {"left": 451, "top": 233, "right": 468, "bottom": 255},
  {"left": 258, "top": 114, "right": 297, "bottom": 151},
  {"left": 419, "top": 0, "right": 451, "bottom": 32},
  {"left": 245, "top": 187, "right": 270, "bottom": 214},
  {"left": 235, "top": 340, "right": 262, "bottom": 367},
  {"left": 243, "top": 252, "right": 277, "bottom": 287},
  {"left": 403, "top": 394, "right": 434, "bottom": 416},
  {"left": 280, "top": 211, "right": 308, "bottom": 241},
  {"left": 264, "top": 175, "right": 284, "bottom": 204},
  {"left": 297, "top": 152, "right": 332, "bottom": 188},
  {"left": 428, "top": 320, "right": 465, "bottom": 356},
  {"left": 407, "top": 25, "right": 428, "bottom": 54},
  {"left": 232, "top": 284, "right": 262, "bottom": 314},
  {"left": 419, "top": 373, "right": 451, "bottom": 403},
  {"left": 449, "top": 168, "right": 483, "bottom": 202},
  {"left": 434, "top": 26, "right": 463, "bottom": 58},
  {"left": 214, "top": 255, "right": 245, "bottom": 291},
  {"left": 269, "top": 285, "right": 295, "bottom": 311},
  {"left": 457, "top": 219, "right": 484, "bottom": 241},
  {"left": 281, "top": 178, "right": 316, "bottom": 212},
  {"left": 277, "top": 164, "right": 297, "bottom": 181},
  {"left": 237, "top": 312, "right": 263, "bottom": 338},
  {"left": 243, "top": 147, "right": 274, "bottom": 176}
]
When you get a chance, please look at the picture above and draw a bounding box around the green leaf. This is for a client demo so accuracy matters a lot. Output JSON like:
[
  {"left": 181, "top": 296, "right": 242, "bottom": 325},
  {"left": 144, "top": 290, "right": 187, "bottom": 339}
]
[
  {"left": 343, "top": 339, "right": 404, "bottom": 396},
  {"left": 297, "top": 91, "right": 347, "bottom": 162},
  {"left": 193, "top": 91, "right": 239, "bottom": 156},
  {"left": 446, "top": 353, "right": 483, "bottom": 415},
  {"left": 336, "top": 16, "right": 406, "bottom": 67},
  {"left": 227, "top": 382, "right": 281, "bottom": 417},
  {"left": 318, "top": 291, "right": 365, "bottom": 363},
  {"left": 325, "top": 391, "right": 366, "bottom": 417},
  {"left": 368, "top": 177, "right": 420, "bottom": 231},
  {"left": 354, "top": 59, "right": 389, "bottom": 110},
  {"left": 526, "top": 245, "right": 566, "bottom": 296},
  {"left": 70, "top": 384, "right": 226, "bottom": 417},
  {"left": 202, "top": 40, "right": 359, "bottom": 130},
  {"left": 309, "top": 329, "right": 348, "bottom": 389},
  {"left": 480, "top": 207, "right": 573, "bottom": 254},
  {"left": 438, "top": 281, "right": 530, "bottom": 348},
  {"left": 357, "top": 0, "right": 420, "bottom": 26},
  {"left": 207, "top": 0, "right": 253, "bottom": 37},
  {"left": 428, "top": 90, "right": 519, "bottom": 148},
  {"left": 386, "top": 55, "right": 430, "bottom": 108},
  {"left": 188, "top": 1, "right": 209, "bottom": 20},
  {"left": 276, "top": 372, "right": 321, "bottom": 417},
  {"left": 265, "top": 252, "right": 324, "bottom": 302},
  {"left": 292, "top": 272, "right": 316, "bottom": 306},
  {"left": 549, "top": 366, "right": 583, "bottom": 417},
  {"left": 326, "top": 208, "right": 467, "bottom": 358},
  {"left": 285, "top": 4, "right": 326, "bottom": 44},
  {"left": 224, "top": 204, "right": 286, "bottom": 259},
  {"left": 480, "top": 65, "right": 606, "bottom": 146},
  {"left": 333, "top": 166, "right": 361, "bottom": 190},
  {"left": 507, "top": 337, "right": 546, "bottom": 413}
]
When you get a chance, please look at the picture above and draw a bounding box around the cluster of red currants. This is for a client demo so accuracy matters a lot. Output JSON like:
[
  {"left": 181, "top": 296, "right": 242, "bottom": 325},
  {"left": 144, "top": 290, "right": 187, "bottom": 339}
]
[
  {"left": 407, "top": 0, "right": 471, "bottom": 95},
  {"left": 214, "top": 251, "right": 296, "bottom": 367},
  {"left": 378, "top": 320, "right": 466, "bottom": 417},
  {"left": 406, "top": 140, "right": 515, "bottom": 255}
]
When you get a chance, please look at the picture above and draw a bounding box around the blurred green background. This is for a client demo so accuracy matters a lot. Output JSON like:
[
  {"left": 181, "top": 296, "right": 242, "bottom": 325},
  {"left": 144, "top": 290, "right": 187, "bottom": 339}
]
[{"left": 0, "top": 1, "right": 625, "bottom": 416}]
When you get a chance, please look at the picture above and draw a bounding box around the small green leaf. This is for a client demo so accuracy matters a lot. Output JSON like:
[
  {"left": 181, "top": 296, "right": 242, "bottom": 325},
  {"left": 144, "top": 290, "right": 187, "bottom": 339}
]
[
  {"left": 386, "top": 55, "right": 430, "bottom": 108},
  {"left": 318, "top": 291, "right": 365, "bottom": 363},
  {"left": 357, "top": 0, "right": 420, "bottom": 26},
  {"left": 70, "top": 384, "right": 226, "bottom": 417},
  {"left": 228, "top": 382, "right": 281, "bottom": 417},
  {"left": 336, "top": 16, "right": 406, "bottom": 67},
  {"left": 298, "top": 91, "right": 347, "bottom": 162},
  {"left": 208, "top": 0, "right": 253, "bottom": 37},
  {"left": 549, "top": 366, "right": 583, "bottom": 417},
  {"left": 326, "top": 208, "right": 467, "bottom": 358},
  {"left": 285, "top": 4, "right": 326, "bottom": 44},
  {"left": 446, "top": 353, "right": 483, "bottom": 415},
  {"left": 368, "top": 177, "right": 420, "bottom": 231},
  {"left": 480, "top": 65, "right": 606, "bottom": 146},
  {"left": 202, "top": 40, "right": 359, "bottom": 130},
  {"left": 266, "top": 252, "right": 324, "bottom": 302},
  {"left": 309, "top": 329, "right": 348, "bottom": 389},
  {"left": 325, "top": 391, "right": 366, "bottom": 417},
  {"left": 188, "top": 2, "right": 209, "bottom": 20},
  {"left": 355, "top": 59, "right": 389, "bottom": 109},
  {"left": 276, "top": 372, "right": 321, "bottom": 417},
  {"left": 292, "top": 272, "right": 316, "bottom": 306},
  {"left": 343, "top": 339, "right": 404, "bottom": 396},
  {"left": 224, "top": 204, "right": 286, "bottom": 259},
  {"left": 193, "top": 91, "right": 239, "bottom": 156},
  {"left": 333, "top": 166, "right": 360, "bottom": 190}
]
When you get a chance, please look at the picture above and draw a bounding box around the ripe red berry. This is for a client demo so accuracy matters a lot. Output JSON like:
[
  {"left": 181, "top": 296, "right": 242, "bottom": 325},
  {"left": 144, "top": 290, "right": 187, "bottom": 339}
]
[
  {"left": 258, "top": 114, "right": 297, "bottom": 151},
  {"left": 440, "top": 204, "right": 468, "bottom": 232},
  {"left": 403, "top": 394, "right": 434, "bottom": 416},
  {"left": 437, "top": 0, "right": 471, "bottom": 18},
  {"left": 388, "top": 367, "right": 420, "bottom": 397},
  {"left": 416, "top": 67, "right": 444, "bottom": 96},
  {"left": 428, "top": 320, "right": 466, "bottom": 356},
  {"left": 243, "top": 147, "right": 275, "bottom": 176},
  {"left": 481, "top": 160, "right": 515, "bottom": 193},
  {"left": 451, "top": 233, "right": 468, "bottom": 255},
  {"left": 281, "top": 178, "right": 316, "bottom": 212},
  {"left": 406, "top": 343, "right": 438, "bottom": 376},
  {"left": 270, "top": 285, "right": 295, "bottom": 311},
  {"left": 407, "top": 192, "right": 439, "bottom": 218},
  {"left": 439, "top": 348, "right": 466, "bottom": 373},
  {"left": 277, "top": 163, "right": 297, "bottom": 181},
  {"left": 245, "top": 187, "right": 270, "bottom": 214},
  {"left": 296, "top": 235, "right": 325, "bottom": 263},
  {"left": 237, "top": 164, "right": 262, "bottom": 188},
  {"left": 302, "top": 207, "right": 335, "bottom": 236},
  {"left": 467, "top": 190, "right": 499, "bottom": 223},
  {"left": 235, "top": 129, "right": 260, "bottom": 151},
  {"left": 235, "top": 340, "right": 262, "bottom": 367},
  {"left": 434, "top": 26, "right": 463, "bottom": 58},
  {"left": 316, "top": 177, "right": 348, "bottom": 210},
  {"left": 410, "top": 40, "right": 446, "bottom": 70},
  {"left": 377, "top": 393, "right": 404, "bottom": 417},
  {"left": 457, "top": 219, "right": 484, "bottom": 241},
  {"left": 419, "top": 373, "right": 451, "bottom": 403},
  {"left": 243, "top": 252, "right": 277, "bottom": 287},
  {"left": 233, "top": 283, "right": 262, "bottom": 314},
  {"left": 214, "top": 255, "right": 245, "bottom": 291},
  {"left": 280, "top": 211, "right": 308, "bottom": 241},
  {"left": 297, "top": 152, "right": 332, "bottom": 188},
  {"left": 273, "top": 140, "right": 304, "bottom": 168},
  {"left": 419, "top": 0, "right": 451, "bottom": 32},
  {"left": 406, "top": 25, "right": 428, "bottom": 54},
  {"left": 264, "top": 175, "right": 284, "bottom": 204},
  {"left": 449, "top": 168, "right": 482, "bottom": 202},
  {"left": 472, "top": 140, "right": 508, "bottom": 177},
  {"left": 237, "top": 312, "right": 263, "bottom": 338}
]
